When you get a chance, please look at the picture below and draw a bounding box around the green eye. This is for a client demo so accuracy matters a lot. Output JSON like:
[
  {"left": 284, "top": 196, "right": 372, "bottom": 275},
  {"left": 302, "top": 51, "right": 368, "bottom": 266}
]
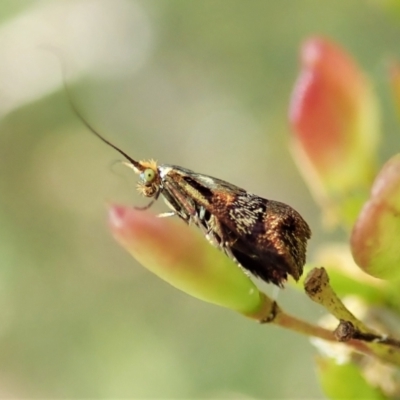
[{"left": 141, "top": 168, "right": 156, "bottom": 183}]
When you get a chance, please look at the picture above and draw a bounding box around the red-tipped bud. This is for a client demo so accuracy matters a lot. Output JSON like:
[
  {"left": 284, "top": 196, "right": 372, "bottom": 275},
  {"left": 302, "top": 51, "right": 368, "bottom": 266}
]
[
  {"left": 289, "top": 37, "right": 380, "bottom": 225},
  {"left": 108, "top": 206, "right": 272, "bottom": 319}
]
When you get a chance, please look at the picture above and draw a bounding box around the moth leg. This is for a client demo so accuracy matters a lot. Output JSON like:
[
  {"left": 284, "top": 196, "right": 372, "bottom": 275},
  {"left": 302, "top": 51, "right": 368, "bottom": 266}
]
[
  {"left": 208, "top": 217, "right": 252, "bottom": 278},
  {"left": 206, "top": 215, "right": 228, "bottom": 249},
  {"left": 191, "top": 213, "right": 213, "bottom": 239},
  {"left": 157, "top": 211, "right": 176, "bottom": 218},
  {"left": 203, "top": 215, "right": 244, "bottom": 273},
  {"left": 195, "top": 208, "right": 221, "bottom": 248},
  {"left": 162, "top": 180, "right": 198, "bottom": 223},
  {"left": 204, "top": 229, "right": 221, "bottom": 248}
]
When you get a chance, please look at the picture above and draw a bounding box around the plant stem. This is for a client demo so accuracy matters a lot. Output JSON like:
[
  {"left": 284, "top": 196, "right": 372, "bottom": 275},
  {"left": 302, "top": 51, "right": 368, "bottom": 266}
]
[{"left": 303, "top": 267, "right": 400, "bottom": 366}]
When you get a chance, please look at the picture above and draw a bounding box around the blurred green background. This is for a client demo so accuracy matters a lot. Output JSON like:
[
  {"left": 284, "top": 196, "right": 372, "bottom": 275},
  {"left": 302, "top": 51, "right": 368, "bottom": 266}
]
[{"left": 1, "top": 0, "right": 399, "bottom": 398}]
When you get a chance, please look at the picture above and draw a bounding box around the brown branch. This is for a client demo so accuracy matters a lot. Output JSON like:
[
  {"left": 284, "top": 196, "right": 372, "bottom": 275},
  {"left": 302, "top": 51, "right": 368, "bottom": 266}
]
[
  {"left": 244, "top": 292, "right": 383, "bottom": 359},
  {"left": 335, "top": 320, "right": 400, "bottom": 349}
]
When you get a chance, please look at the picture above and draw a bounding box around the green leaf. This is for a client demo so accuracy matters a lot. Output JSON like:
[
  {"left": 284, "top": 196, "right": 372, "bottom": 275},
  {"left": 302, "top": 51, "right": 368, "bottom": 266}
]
[{"left": 351, "top": 154, "right": 400, "bottom": 280}]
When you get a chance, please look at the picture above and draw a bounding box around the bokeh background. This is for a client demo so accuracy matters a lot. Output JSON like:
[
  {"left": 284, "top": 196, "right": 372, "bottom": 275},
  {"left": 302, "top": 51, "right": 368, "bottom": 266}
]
[{"left": 1, "top": 1, "right": 399, "bottom": 398}]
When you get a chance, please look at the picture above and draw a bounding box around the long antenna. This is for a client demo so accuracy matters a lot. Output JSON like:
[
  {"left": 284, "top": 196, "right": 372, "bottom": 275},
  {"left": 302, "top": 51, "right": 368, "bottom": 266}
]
[{"left": 45, "top": 47, "right": 143, "bottom": 171}]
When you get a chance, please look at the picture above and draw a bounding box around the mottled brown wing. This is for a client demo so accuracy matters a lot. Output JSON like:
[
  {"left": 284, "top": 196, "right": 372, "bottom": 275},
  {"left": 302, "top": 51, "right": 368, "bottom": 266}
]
[
  {"left": 223, "top": 197, "right": 311, "bottom": 286},
  {"left": 164, "top": 167, "right": 311, "bottom": 286}
]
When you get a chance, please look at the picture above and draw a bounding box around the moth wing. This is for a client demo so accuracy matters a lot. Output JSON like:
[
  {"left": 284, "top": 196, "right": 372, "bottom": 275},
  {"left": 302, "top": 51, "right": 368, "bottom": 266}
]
[{"left": 162, "top": 167, "right": 310, "bottom": 286}]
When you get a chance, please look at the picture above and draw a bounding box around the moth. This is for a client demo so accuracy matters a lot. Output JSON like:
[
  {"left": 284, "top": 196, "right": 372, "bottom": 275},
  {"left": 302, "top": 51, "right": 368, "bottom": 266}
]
[{"left": 67, "top": 94, "right": 311, "bottom": 287}]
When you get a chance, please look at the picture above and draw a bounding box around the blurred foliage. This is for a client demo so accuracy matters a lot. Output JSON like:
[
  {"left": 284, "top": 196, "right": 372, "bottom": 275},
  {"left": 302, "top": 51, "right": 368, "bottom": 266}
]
[
  {"left": 315, "top": 358, "right": 387, "bottom": 400},
  {"left": 1, "top": 1, "right": 400, "bottom": 398}
]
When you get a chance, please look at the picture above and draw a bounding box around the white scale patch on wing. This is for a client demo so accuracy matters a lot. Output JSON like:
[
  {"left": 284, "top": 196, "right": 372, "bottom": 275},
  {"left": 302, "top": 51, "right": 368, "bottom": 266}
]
[
  {"left": 195, "top": 175, "right": 216, "bottom": 186},
  {"left": 228, "top": 195, "right": 265, "bottom": 235}
]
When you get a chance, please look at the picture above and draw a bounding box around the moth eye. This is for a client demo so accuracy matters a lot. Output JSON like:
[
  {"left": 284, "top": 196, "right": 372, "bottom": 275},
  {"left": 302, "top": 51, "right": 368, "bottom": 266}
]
[{"left": 141, "top": 168, "right": 156, "bottom": 183}]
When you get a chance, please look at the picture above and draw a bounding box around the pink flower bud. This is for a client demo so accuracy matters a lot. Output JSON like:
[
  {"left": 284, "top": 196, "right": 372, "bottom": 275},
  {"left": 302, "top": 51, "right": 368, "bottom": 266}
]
[
  {"left": 108, "top": 205, "right": 271, "bottom": 318},
  {"left": 289, "top": 37, "right": 380, "bottom": 224}
]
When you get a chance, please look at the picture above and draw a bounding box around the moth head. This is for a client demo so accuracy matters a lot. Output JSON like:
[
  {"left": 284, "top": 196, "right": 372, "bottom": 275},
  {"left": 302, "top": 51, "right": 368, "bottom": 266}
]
[{"left": 133, "top": 159, "right": 161, "bottom": 198}]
